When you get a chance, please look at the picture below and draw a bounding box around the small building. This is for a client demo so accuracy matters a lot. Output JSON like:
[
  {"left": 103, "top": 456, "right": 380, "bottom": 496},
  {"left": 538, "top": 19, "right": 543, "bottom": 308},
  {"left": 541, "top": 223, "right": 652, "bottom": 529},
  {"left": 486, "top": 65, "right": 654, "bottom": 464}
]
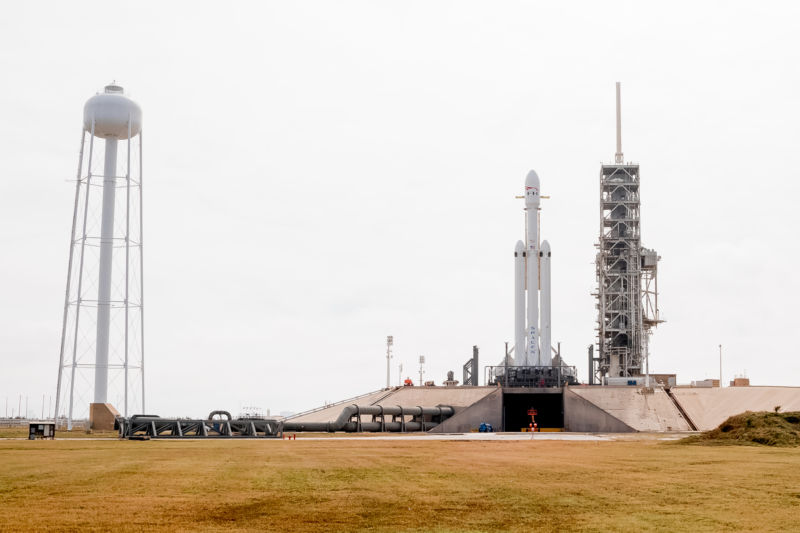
[
  {"left": 29, "top": 422, "right": 55, "bottom": 440},
  {"left": 649, "top": 374, "right": 677, "bottom": 388},
  {"left": 691, "top": 379, "right": 716, "bottom": 388}
]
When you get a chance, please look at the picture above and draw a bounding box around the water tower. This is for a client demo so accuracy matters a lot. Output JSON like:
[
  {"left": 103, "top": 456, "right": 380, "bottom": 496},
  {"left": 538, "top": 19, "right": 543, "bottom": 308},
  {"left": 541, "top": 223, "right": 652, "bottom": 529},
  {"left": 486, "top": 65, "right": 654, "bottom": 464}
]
[{"left": 54, "top": 84, "right": 145, "bottom": 429}]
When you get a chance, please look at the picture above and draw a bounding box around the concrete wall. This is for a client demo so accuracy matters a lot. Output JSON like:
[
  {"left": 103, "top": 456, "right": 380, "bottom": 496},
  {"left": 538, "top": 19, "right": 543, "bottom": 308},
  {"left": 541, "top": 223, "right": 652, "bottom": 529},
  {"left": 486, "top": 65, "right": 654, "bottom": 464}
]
[
  {"left": 670, "top": 386, "right": 800, "bottom": 431},
  {"left": 287, "top": 384, "right": 743, "bottom": 434},
  {"left": 90, "top": 403, "right": 119, "bottom": 431},
  {"left": 288, "top": 386, "right": 496, "bottom": 424},
  {"left": 563, "top": 388, "right": 633, "bottom": 432},
  {"left": 429, "top": 389, "right": 503, "bottom": 433},
  {"left": 387, "top": 386, "right": 496, "bottom": 408},
  {"left": 286, "top": 390, "right": 393, "bottom": 423},
  {"left": 566, "top": 387, "right": 691, "bottom": 432}
]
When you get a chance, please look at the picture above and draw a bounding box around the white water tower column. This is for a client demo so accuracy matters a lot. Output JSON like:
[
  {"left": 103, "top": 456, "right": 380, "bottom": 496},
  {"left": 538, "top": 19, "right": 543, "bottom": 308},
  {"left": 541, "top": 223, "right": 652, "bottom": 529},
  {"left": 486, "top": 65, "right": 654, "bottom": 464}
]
[{"left": 94, "top": 137, "right": 118, "bottom": 403}]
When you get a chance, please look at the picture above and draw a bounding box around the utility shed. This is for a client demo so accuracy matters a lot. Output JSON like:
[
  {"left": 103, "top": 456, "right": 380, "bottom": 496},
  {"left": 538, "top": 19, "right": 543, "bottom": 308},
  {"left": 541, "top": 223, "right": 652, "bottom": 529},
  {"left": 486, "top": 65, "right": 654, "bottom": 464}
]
[{"left": 29, "top": 422, "right": 55, "bottom": 440}]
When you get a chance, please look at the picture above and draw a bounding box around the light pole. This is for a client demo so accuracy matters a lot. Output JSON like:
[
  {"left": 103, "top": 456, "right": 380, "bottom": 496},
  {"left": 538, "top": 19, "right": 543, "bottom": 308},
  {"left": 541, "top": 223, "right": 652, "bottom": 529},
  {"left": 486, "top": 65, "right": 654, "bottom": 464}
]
[
  {"left": 504, "top": 342, "right": 509, "bottom": 388},
  {"left": 719, "top": 344, "right": 723, "bottom": 387},
  {"left": 386, "top": 336, "right": 393, "bottom": 389},
  {"left": 418, "top": 355, "right": 425, "bottom": 386}
]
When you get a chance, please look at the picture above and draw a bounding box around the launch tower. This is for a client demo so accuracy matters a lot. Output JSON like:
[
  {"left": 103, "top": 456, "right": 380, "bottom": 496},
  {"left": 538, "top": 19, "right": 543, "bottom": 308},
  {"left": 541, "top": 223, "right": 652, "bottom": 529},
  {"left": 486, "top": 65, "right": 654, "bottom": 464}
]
[{"left": 593, "top": 83, "right": 662, "bottom": 381}]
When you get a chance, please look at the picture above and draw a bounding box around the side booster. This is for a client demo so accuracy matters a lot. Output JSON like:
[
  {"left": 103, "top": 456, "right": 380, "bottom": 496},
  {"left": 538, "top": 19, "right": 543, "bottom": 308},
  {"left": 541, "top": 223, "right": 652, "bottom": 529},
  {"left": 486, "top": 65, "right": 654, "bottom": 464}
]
[
  {"left": 514, "top": 240, "right": 526, "bottom": 366},
  {"left": 540, "top": 240, "right": 552, "bottom": 366}
]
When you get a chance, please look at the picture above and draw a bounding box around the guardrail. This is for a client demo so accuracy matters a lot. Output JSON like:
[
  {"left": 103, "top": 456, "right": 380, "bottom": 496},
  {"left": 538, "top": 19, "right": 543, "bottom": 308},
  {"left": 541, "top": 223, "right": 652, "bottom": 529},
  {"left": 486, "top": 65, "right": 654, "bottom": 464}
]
[
  {"left": 283, "top": 388, "right": 397, "bottom": 421},
  {"left": 485, "top": 365, "right": 578, "bottom": 388}
]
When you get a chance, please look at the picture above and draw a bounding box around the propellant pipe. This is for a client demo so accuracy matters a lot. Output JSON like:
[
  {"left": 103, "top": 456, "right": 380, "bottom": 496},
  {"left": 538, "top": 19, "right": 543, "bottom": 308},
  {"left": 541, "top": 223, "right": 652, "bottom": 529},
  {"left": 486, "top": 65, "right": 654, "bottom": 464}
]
[{"left": 282, "top": 404, "right": 454, "bottom": 433}]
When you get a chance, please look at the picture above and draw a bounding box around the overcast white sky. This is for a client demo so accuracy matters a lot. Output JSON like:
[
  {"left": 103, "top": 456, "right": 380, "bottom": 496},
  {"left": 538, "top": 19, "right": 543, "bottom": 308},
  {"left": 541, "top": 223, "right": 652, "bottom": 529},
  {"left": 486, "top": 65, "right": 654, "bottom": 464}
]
[{"left": 1, "top": 1, "right": 799, "bottom": 418}]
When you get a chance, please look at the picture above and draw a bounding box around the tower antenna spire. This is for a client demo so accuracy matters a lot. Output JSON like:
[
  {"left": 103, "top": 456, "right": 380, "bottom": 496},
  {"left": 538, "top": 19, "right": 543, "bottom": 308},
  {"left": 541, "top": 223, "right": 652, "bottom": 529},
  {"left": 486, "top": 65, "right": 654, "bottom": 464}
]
[{"left": 615, "top": 81, "right": 623, "bottom": 164}]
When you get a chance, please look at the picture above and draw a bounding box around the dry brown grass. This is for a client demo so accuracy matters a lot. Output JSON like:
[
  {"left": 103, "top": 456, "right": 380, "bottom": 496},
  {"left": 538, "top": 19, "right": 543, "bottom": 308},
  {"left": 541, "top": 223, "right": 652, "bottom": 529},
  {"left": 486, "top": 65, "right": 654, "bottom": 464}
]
[
  {"left": 1, "top": 437, "right": 798, "bottom": 532},
  {"left": 0, "top": 427, "right": 118, "bottom": 439}
]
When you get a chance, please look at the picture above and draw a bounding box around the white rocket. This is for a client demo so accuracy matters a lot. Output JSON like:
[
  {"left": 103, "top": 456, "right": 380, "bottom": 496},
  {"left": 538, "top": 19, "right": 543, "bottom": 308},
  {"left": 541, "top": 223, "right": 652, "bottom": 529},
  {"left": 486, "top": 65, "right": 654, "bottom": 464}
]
[
  {"left": 525, "top": 170, "right": 540, "bottom": 366},
  {"left": 513, "top": 170, "right": 553, "bottom": 367}
]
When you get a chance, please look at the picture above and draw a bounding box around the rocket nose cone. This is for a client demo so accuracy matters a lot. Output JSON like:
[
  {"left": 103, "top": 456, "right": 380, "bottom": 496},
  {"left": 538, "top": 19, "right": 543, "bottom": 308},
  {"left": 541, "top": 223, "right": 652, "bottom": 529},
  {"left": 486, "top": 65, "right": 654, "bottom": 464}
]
[
  {"left": 515, "top": 240, "right": 524, "bottom": 252},
  {"left": 525, "top": 170, "right": 540, "bottom": 205},
  {"left": 525, "top": 169, "right": 540, "bottom": 188},
  {"left": 541, "top": 240, "right": 551, "bottom": 254}
]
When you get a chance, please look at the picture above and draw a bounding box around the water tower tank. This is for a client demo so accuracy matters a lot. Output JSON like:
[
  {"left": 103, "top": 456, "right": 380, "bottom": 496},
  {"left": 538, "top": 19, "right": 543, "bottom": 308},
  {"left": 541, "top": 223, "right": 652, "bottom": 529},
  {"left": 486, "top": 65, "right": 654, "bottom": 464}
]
[{"left": 83, "top": 84, "right": 142, "bottom": 139}]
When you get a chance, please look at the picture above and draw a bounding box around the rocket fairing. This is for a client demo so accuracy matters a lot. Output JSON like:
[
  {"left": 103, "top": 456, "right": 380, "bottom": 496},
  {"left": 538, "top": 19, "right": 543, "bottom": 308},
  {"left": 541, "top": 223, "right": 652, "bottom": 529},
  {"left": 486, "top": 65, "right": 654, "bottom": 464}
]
[
  {"left": 514, "top": 240, "right": 526, "bottom": 366},
  {"left": 525, "top": 170, "right": 540, "bottom": 366},
  {"left": 540, "top": 240, "right": 551, "bottom": 366}
]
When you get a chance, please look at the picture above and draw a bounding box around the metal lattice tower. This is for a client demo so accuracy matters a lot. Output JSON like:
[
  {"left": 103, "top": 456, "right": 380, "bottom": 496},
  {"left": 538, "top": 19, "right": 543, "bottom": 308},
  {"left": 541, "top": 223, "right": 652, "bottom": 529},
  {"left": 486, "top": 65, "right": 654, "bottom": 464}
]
[
  {"left": 54, "top": 84, "right": 144, "bottom": 429},
  {"left": 594, "top": 83, "right": 662, "bottom": 381}
]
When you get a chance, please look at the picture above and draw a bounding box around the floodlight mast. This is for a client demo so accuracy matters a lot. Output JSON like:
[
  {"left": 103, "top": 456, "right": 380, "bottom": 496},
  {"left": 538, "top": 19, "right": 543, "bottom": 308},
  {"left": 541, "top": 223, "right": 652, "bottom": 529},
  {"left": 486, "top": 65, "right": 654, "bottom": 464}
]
[{"left": 386, "top": 336, "right": 393, "bottom": 388}]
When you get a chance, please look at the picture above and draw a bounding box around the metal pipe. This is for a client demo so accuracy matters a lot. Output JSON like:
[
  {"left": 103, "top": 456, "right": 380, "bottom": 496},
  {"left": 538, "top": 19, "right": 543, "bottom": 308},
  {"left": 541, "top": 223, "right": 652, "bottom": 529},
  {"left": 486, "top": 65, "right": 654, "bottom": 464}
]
[
  {"left": 68, "top": 123, "right": 97, "bottom": 429},
  {"left": 283, "top": 404, "right": 454, "bottom": 433},
  {"left": 120, "top": 405, "right": 454, "bottom": 438},
  {"left": 54, "top": 129, "right": 86, "bottom": 426},
  {"left": 139, "top": 131, "right": 145, "bottom": 414},
  {"left": 124, "top": 121, "right": 131, "bottom": 417}
]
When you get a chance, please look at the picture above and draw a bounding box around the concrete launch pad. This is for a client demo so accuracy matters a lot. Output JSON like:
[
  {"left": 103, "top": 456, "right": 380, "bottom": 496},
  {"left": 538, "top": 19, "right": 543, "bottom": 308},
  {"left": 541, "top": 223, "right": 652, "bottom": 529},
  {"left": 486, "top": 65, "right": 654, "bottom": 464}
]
[
  {"left": 289, "top": 387, "right": 495, "bottom": 424},
  {"left": 287, "top": 385, "right": 800, "bottom": 433}
]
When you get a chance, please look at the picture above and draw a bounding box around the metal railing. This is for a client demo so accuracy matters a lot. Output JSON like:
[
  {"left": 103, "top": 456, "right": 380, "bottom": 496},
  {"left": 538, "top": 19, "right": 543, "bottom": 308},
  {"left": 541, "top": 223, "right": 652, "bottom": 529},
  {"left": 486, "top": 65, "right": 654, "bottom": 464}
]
[
  {"left": 485, "top": 365, "right": 578, "bottom": 388},
  {"left": 283, "top": 388, "right": 397, "bottom": 421}
]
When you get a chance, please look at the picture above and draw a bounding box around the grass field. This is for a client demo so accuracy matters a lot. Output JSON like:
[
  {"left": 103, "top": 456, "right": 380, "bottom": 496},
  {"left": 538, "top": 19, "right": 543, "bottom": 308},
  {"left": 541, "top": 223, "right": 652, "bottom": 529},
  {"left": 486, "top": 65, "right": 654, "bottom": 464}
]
[
  {"left": 0, "top": 427, "right": 118, "bottom": 439},
  {"left": 1, "top": 436, "right": 798, "bottom": 532}
]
